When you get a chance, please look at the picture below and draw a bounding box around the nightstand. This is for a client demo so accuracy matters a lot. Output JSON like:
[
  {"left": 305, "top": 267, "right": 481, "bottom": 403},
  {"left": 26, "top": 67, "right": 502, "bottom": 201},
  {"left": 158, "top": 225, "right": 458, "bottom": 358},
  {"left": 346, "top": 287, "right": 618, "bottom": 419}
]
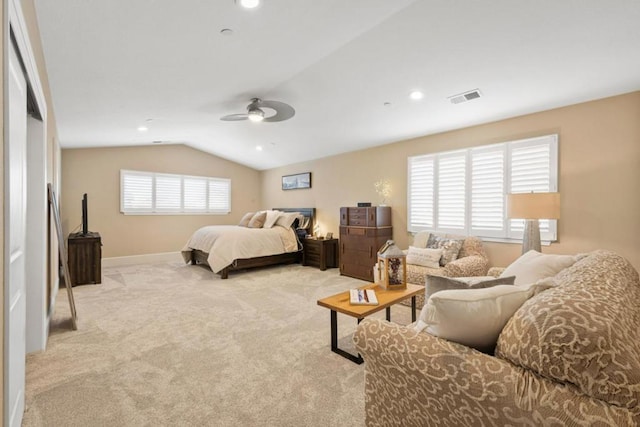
[
  {"left": 302, "top": 238, "right": 339, "bottom": 271},
  {"left": 67, "top": 231, "right": 102, "bottom": 285}
]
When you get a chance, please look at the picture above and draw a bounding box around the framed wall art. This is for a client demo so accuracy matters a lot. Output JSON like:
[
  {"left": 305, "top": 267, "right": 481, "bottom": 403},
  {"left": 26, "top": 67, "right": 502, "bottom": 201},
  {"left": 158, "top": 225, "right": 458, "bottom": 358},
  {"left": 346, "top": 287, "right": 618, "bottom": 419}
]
[{"left": 282, "top": 172, "right": 312, "bottom": 190}]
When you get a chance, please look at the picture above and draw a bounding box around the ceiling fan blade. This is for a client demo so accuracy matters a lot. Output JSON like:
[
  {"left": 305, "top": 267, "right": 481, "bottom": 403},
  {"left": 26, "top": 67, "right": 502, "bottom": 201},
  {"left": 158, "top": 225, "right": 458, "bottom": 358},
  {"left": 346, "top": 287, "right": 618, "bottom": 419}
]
[
  {"left": 220, "top": 113, "right": 249, "bottom": 121},
  {"left": 257, "top": 100, "right": 296, "bottom": 122}
]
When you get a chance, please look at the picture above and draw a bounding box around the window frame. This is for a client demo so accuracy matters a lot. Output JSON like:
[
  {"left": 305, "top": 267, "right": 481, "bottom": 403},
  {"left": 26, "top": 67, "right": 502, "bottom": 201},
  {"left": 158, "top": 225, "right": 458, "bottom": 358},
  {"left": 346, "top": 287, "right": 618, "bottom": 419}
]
[
  {"left": 120, "top": 169, "right": 231, "bottom": 215},
  {"left": 407, "top": 134, "right": 558, "bottom": 243}
]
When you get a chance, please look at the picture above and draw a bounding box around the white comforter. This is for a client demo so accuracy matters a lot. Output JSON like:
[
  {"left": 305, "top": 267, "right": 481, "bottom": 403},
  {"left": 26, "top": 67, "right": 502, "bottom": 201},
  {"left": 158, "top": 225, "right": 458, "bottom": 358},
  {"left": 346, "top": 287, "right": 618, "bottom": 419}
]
[{"left": 181, "top": 225, "right": 298, "bottom": 273}]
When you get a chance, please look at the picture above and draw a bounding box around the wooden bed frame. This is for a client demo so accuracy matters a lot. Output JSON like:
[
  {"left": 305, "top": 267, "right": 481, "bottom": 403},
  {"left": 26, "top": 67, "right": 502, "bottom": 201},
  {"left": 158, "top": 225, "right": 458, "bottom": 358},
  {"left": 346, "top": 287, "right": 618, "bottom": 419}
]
[{"left": 188, "top": 208, "right": 316, "bottom": 279}]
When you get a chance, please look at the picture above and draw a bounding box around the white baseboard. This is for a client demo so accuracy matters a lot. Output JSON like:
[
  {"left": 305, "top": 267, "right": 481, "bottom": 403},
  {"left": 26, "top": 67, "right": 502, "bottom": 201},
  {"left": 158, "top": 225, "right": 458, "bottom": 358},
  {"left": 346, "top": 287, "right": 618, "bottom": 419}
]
[{"left": 102, "top": 252, "right": 184, "bottom": 267}]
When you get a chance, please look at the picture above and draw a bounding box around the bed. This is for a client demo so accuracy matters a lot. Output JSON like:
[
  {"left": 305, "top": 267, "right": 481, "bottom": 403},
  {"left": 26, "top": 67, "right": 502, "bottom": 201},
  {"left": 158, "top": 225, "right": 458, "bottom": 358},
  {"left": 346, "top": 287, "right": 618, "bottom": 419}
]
[{"left": 181, "top": 208, "right": 315, "bottom": 279}]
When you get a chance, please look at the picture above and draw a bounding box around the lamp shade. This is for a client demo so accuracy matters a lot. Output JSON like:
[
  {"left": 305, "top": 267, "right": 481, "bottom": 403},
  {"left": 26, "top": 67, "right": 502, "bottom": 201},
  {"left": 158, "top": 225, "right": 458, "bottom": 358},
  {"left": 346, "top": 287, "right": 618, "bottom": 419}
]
[{"left": 507, "top": 192, "right": 560, "bottom": 220}]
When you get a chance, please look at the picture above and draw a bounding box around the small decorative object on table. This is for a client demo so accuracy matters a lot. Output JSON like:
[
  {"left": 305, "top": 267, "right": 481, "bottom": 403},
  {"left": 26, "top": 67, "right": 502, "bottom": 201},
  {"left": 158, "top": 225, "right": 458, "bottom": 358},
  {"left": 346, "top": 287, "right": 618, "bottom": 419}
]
[
  {"left": 326, "top": 232, "right": 333, "bottom": 239},
  {"left": 350, "top": 289, "right": 379, "bottom": 306},
  {"left": 377, "top": 240, "right": 407, "bottom": 290}
]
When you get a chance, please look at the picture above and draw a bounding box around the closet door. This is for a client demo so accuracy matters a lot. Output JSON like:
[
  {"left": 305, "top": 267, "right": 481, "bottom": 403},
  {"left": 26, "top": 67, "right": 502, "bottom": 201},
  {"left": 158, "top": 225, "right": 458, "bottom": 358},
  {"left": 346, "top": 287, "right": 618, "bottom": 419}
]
[{"left": 5, "top": 40, "right": 28, "bottom": 427}]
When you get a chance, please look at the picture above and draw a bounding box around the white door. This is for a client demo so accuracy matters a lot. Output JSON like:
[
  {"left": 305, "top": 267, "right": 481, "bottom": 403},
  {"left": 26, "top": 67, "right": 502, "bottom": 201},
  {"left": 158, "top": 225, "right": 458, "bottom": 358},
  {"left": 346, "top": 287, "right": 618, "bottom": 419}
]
[{"left": 5, "top": 41, "right": 28, "bottom": 427}]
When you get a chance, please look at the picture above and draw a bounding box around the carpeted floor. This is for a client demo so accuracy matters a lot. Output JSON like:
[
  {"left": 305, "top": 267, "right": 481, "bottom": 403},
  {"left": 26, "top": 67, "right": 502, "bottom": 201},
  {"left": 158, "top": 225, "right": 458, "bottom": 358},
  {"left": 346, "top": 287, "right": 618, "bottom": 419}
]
[{"left": 23, "top": 262, "right": 413, "bottom": 426}]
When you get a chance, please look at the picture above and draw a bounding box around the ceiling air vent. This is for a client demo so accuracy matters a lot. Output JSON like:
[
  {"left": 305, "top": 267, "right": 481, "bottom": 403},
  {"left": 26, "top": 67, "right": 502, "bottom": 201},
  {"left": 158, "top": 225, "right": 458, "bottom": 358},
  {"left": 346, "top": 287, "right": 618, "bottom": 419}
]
[{"left": 448, "top": 89, "right": 482, "bottom": 104}]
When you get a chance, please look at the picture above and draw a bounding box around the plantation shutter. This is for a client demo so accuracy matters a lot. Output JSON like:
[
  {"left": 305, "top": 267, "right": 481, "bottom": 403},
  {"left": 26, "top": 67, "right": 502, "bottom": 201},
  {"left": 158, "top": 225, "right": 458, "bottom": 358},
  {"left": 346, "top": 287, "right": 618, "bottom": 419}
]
[
  {"left": 155, "top": 174, "right": 182, "bottom": 212},
  {"left": 183, "top": 177, "right": 207, "bottom": 212},
  {"left": 120, "top": 170, "right": 231, "bottom": 215},
  {"left": 407, "top": 134, "right": 557, "bottom": 242},
  {"left": 437, "top": 151, "right": 466, "bottom": 231},
  {"left": 407, "top": 155, "right": 435, "bottom": 231},
  {"left": 470, "top": 145, "right": 505, "bottom": 236},
  {"left": 121, "top": 171, "right": 153, "bottom": 212},
  {"left": 508, "top": 135, "right": 558, "bottom": 240},
  {"left": 208, "top": 178, "right": 231, "bottom": 213}
]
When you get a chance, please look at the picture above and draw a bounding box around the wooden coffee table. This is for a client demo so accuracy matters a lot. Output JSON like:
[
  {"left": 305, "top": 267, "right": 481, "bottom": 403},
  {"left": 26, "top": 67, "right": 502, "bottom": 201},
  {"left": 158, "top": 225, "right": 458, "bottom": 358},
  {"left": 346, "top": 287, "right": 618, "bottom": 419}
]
[{"left": 317, "top": 283, "right": 424, "bottom": 364}]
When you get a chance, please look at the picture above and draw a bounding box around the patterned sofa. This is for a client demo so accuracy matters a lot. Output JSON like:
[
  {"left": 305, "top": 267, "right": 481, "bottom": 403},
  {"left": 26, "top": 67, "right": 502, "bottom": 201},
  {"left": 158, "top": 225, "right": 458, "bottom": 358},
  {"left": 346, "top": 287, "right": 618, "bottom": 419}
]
[
  {"left": 405, "top": 233, "right": 489, "bottom": 308},
  {"left": 354, "top": 250, "right": 640, "bottom": 426}
]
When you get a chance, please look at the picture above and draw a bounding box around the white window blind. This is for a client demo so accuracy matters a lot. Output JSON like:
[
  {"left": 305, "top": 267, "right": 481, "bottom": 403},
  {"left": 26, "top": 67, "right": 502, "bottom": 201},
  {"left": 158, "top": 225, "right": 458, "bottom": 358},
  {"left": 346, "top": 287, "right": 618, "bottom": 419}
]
[
  {"left": 155, "top": 174, "right": 181, "bottom": 212},
  {"left": 184, "top": 177, "right": 207, "bottom": 211},
  {"left": 470, "top": 145, "right": 505, "bottom": 236},
  {"left": 508, "top": 137, "right": 557, "bottom": 240},
  {"left": 407, "top": 155, "right": 435, "bottom": 229},
  {"left": 120, "top": 170, "right": 231, "bottom": 215},
  {"left": 122, "top": 172, "right": 153, "bottom": 212},
  {"left": 437, "top": 151, "right": 466, "bottom": 231},
  {"left": 407, "top": 134, "right": 558, "bottom": 242},
  {"left": 208, "top": 179, "right": 231, "bottom": 213}
]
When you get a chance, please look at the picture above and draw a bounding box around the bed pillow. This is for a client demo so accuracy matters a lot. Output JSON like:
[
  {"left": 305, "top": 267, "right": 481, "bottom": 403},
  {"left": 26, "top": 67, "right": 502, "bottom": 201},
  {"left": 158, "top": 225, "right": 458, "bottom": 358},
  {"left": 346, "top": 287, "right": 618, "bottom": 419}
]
[
  {"left": 263, "top": 210, "right": 281, "bottom": 228},
  {"left": 238, "top": 212, "right": 254, "bottom": 227},
  {"left": 248, "top": 211, "right": 267, "bottom": 228},
  {"left": 406, "top": 246, "right": 442, "bottom": 268},
  {"left": 500, "top": 250, "right": 578, "bottom": 286},
  {"left": 414, "top": 280, "right": 554, "bottom": 351},
  {"left": 426, "top": 235, "right": 464, "bottom": 266},
  {"left": 275, "top": 211, "right": 300, "bottom": 229},
  {"left": 425, "top": 275, "right": 516, "bottom": 300}
]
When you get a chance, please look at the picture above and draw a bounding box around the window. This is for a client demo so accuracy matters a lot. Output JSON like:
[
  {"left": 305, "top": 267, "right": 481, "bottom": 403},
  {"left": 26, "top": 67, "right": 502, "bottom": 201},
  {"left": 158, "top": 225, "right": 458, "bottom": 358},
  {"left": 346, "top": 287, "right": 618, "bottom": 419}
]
[
  {"left": 407, "top": 134, "right": 558, "bottom": 242},
  {"left": 120, "top": 170, "right": 231, "bottom": 215}
]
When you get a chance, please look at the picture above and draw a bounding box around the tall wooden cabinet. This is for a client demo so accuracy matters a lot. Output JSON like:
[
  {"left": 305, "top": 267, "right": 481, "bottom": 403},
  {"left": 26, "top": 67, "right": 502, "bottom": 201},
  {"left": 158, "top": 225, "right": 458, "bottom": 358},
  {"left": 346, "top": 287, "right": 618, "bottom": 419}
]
[{"left": 339, "top": 206, "right": 392, "bottom": 281}]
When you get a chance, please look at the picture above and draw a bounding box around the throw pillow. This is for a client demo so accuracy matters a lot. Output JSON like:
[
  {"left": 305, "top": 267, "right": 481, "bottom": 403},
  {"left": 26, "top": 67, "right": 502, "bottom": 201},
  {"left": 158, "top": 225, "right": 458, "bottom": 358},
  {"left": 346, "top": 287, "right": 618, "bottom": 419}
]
[
  {"left": 275, "top": 211, "right": 300, "bottom": 229},
  {"left": 427, "top": 235, "right": 464, "bottom": 266},
  {"left": 238, "top": 212, "right": 254, "bottom": 227},
  {"left": 248, "top": 211, "right": 267, "bottom": 228},
  {"left": 414, "top": 280, "right": 554, "bottom": 352},
  {"left": 500, "top": 250, "right": 578, "bottom": 286},
  {"left": 263, "top": 210, "right": 281, "bottom": 228},
  {"left": 412, "top": 231, "right": 431, "bottom": 249},
  {"left": 406, "top": 247, "right": 442, "bottom": 268},
  {"left": 425, "top": 275, "right": 516, "bottom": 300}
]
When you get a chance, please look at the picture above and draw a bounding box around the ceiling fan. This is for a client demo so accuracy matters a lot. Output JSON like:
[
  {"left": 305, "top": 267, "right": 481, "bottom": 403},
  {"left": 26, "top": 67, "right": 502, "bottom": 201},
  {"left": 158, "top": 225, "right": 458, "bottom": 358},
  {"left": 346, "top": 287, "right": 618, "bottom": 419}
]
[{"left": 220, "top": 98, "right": 296, "bottom": 123}]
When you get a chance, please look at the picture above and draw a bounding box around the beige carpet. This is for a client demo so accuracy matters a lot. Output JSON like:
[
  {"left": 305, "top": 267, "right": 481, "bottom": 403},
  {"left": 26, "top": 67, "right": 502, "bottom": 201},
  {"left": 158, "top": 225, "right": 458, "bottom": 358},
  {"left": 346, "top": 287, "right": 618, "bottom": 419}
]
[{"left": 23, "top": 262, "right": 413, "bottom": 426}]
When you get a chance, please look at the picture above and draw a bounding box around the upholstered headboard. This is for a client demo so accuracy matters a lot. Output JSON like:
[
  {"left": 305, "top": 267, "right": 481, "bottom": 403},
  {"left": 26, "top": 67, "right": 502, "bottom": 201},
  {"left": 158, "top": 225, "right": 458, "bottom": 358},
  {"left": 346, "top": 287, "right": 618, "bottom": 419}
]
[{"left": 273, "top": 207, "right": 315, "bottom": 235}]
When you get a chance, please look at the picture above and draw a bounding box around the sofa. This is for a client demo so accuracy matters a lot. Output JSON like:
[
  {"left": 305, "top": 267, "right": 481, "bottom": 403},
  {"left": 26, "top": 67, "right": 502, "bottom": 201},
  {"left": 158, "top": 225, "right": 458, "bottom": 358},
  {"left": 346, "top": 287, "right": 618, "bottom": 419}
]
[
  {"left": 404, "top": 233, "right": 490, "bottom": 308},
  {"left": 354, "top": 250, "right": 640, "bottom": 426}
]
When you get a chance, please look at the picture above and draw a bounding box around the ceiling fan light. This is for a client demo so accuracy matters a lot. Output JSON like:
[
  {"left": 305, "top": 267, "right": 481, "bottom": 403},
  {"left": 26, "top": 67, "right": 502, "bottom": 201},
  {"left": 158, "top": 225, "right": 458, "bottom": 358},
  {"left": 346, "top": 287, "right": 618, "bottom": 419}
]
[{"left": 248, "top": 108, "right": 265, "bottom": 122}]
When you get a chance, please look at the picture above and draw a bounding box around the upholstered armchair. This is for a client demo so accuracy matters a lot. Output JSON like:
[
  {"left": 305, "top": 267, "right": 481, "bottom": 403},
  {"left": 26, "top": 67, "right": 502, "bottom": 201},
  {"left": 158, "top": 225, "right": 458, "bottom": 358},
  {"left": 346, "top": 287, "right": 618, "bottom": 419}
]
[{"left": 405, "top": 234, "right": 489, "bottom": 308}]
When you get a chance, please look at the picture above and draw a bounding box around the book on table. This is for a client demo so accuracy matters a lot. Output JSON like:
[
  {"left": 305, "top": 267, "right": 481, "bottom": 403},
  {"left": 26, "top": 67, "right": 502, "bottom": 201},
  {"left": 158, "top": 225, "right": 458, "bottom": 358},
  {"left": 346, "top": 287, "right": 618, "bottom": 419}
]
[{"left": 350, "top": 289, "right": 379, "bottom": 305}]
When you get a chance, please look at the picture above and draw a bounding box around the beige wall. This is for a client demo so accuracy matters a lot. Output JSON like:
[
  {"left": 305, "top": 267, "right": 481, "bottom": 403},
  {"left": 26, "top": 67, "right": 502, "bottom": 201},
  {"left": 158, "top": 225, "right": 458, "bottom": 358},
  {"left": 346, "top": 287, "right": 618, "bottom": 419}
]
[
  {"left": 61, "top": 144, "right": 262, "bottom": 258},
  {"left": 261, "top": 91, "right": 640, "bottom": 271},
  {"left": 1, "top": 1, "right": 4, "bottom": 418}
]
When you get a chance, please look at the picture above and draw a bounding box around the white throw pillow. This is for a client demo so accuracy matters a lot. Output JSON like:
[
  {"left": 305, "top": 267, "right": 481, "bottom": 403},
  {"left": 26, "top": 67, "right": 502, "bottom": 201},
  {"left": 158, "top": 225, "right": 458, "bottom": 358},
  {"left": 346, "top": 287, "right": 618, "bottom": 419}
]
[
  {"left": 412, "top": 231, "right": 431, "bottom": 248},
  {"left": 262, "top": 210, "right": 281, "bottom": 228},
  {"left": 406, "top": 246, "right": 442, "bottom": 268},
  {"left": 500, "top": 250, "right": 578, "bottom": 286},
  {"left": 414, "top": 281, "right": 554, "bottom": 351}
]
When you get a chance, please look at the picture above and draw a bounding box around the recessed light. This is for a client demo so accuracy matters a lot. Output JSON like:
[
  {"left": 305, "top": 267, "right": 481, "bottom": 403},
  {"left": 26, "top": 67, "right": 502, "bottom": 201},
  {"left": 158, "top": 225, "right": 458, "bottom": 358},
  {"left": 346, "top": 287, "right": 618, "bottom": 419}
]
[
  {"left": 236, "top": 0, "right": 261, "bottom": 9},
  {"left": 409, "top": 91, "right": 424, "bottom": 100},
  {"left": 384, "top": 102, "right": 392, "bottom": 107},
  {"left": 256, "top": 145, "right": 263, "bottom": 151},
  {"left": 152, "top": 140, "right": 162, "bottom": 144},
  {"left": 137, "top": 126, "right": 148, "bottom": 132},
  {"left": 220, "top": 28, "right": 234, "bottom": 36}
]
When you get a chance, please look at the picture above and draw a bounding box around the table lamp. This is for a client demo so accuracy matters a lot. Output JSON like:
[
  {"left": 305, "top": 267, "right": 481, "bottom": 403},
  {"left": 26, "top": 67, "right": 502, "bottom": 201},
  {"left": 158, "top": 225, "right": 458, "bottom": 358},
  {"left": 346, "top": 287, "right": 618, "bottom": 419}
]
[{"left": 507, "top": 192, "right": 560, "bottom": 254}]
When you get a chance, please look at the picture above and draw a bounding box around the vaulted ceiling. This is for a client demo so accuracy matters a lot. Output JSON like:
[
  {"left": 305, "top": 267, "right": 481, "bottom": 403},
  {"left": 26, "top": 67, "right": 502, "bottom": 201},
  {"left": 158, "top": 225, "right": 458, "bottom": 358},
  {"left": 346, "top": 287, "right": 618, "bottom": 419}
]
[{"left": 35, "top": 0, "right": 640, "bottom": 170}]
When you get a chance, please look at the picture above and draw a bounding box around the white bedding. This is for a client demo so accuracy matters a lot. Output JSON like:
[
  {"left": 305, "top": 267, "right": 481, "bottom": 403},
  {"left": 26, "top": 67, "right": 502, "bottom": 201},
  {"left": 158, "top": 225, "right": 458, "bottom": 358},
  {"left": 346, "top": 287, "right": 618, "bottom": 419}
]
[{"left": 181, "top": 225, "right": 298, "bottom": 273}]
